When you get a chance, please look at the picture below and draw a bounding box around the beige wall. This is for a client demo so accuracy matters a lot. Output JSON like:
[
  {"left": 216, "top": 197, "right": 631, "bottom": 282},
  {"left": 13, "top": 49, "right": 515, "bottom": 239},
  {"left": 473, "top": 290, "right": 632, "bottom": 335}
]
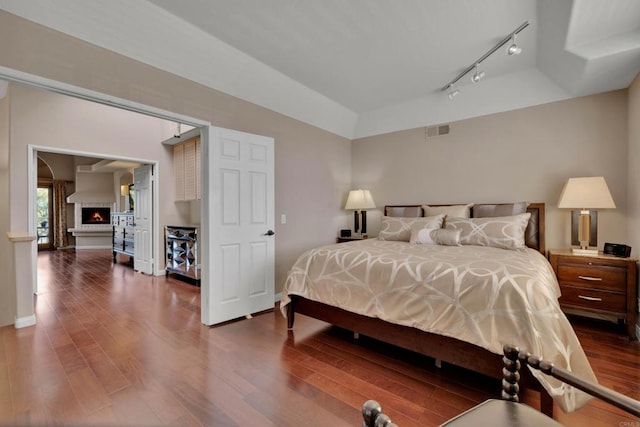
[
  {"left": 629, "top": 74, "right": 640, "bottom": 254},
  {"left": 352, "top": 91, "right": 630, "bottom": 252},
  {"left": 0, "top": 11, "right": 351, "bottom": 326},
  {"left": 628, "top": 73, "right": 640, "bottom": 322},
  {"left": 38, "top": 152, "right": 77, "bottom": 182},
  {"left": 0, "top": 84, "right": 14, "bottom": 325}
]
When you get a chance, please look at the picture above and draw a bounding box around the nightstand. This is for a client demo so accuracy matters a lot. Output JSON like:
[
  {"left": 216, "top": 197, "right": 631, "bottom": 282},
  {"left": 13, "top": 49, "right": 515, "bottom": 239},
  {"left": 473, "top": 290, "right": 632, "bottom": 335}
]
[
  {"left": 336, "top": 235, "right": 367, "bottom": 243},
  {"left": 548, "top": 249, "right": 638, "bottom": 339}
]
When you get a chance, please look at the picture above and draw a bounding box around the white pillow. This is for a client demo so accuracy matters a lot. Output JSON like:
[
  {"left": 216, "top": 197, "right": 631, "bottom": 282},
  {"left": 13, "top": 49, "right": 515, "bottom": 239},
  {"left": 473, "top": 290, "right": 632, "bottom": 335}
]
[
  {"left": 423, "top": 203, "right": 474, "bottom": 218},
  {"left": 379, "top": 214, "right": 445, "bottom": 242},
  {"left": 445, "top": 213, "right": 531, "bottom": 250},
  {"left": 410, "top": 226, "right": 439, "bottom": 244}
]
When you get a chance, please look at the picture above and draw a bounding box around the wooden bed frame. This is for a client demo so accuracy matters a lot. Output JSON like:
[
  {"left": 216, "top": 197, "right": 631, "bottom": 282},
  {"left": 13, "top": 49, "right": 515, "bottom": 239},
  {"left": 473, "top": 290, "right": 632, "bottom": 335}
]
[{"left": 286, "top": 203, "right": 554, "bottom": 416}]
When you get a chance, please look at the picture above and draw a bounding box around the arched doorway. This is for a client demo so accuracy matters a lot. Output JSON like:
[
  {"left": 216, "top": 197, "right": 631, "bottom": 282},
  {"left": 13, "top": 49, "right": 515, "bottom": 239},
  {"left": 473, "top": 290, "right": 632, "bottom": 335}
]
[{"left": 36, "top": 157, "right": 53, "bottom": 250}]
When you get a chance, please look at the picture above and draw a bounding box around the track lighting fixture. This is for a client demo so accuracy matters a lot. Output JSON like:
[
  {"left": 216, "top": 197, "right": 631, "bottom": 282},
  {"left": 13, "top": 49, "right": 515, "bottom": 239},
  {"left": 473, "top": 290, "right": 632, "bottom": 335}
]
[
  {"left": 471, "top": 64, "right": 485, "bottom": 83},
  {"left": 442, "top": 20, "right": 529, "bottom": 99},
  {"left": 507, "top": 34, "right": 521, "bottom": 55},
  {"left": 447, "top": 87, "right": 460, "bottom": 100}
]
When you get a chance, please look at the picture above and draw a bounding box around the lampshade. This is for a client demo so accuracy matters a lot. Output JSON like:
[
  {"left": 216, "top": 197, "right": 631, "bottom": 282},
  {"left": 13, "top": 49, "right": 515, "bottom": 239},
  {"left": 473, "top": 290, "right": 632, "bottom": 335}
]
[
  {"left": 558, "top": 176, "right": 615, "bottom": 254},
  {"left": 344, "top": 189, "right": 375, "bottom": 210},
  {"left": 557, "top": 177, "right": 616, "bottom": 209}
]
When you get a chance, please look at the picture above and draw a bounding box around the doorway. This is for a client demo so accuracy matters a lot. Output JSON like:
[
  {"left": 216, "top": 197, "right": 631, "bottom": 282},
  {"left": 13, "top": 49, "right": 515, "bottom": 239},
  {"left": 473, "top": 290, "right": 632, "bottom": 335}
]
[
  {"left": 32, "top": 146, "right": 159, "bottom": 290},
  {"left": 5, "top": 68, "right": 274, "bottom": 328},
  {"left": 36, "top": 185, "right": 52, "bottom": 249},
  {"left": 3, "top": 72, "right": 211, "bottom": 329},
  {"left": 36, "top": 157, "right": 54, "bottom": 250}
]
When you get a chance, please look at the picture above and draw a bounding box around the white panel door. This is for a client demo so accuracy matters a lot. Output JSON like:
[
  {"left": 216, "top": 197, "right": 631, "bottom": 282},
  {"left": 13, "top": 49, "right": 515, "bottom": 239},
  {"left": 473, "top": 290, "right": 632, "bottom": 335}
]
[
  {"left": 133, "top": 164, "right": 153, "bottom": 274},
  {"left": 202, "top": 126, "right": 275, "bottom": 325}
]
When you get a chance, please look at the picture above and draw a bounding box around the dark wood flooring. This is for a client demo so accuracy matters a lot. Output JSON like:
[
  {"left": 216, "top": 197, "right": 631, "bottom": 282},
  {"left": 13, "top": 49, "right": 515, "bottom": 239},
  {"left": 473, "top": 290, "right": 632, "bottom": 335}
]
[{"left": 0, "top": 249, "right": 638, "bottom": 426}]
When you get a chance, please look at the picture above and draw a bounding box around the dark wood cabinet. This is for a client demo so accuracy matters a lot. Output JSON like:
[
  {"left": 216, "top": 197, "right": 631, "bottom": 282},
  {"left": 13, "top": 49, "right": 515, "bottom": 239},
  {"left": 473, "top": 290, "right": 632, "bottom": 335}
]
[{"left": 548, "top": 249, "right": 637, "bottom": 339}]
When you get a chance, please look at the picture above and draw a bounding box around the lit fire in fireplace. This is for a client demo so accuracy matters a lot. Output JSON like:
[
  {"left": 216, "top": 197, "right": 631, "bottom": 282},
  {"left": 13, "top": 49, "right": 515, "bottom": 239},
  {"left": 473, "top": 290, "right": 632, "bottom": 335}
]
[
  {"left": 81, "top": 207, "right": 111, "bottom": 225},
  {"left": 91, "top": 212, "right": 104, "bottom": 222}
]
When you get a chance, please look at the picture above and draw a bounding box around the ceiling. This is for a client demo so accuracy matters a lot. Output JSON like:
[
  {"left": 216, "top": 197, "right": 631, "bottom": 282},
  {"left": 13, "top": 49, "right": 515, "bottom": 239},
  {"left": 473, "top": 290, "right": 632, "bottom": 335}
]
[
  {"left": 1, "top": 0, "right": 639, "bottom": 138},
  {"left": 150, "top": 0, "right": 540, "bottom": 113}
]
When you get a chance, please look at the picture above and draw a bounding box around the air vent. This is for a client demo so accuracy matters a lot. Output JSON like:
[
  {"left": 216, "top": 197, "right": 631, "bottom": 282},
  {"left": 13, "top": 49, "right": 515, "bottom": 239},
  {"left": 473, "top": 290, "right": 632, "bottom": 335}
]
[{"left": 426, "top": 124, "right": 450, "bottom": 139}]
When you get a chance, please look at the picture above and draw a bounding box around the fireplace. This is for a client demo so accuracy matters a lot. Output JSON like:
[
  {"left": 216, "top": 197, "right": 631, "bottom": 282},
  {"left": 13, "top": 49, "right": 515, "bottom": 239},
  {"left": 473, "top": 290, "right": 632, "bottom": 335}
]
[
  {"left": 68, "top": 201, "right": 114, "bottom": 249},
  {"left": 81, "top": 207, "right": 111, "bottom": 225}
]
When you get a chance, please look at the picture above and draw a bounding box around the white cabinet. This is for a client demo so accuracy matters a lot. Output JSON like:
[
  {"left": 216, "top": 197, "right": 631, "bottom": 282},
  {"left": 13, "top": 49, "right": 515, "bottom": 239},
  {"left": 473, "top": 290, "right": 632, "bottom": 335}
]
[
  {"left": 173, "top": 136, "right": 201, "bottom": 201},
  {"left": 112, "top": 212, "right": 134, "bottom": 265}
]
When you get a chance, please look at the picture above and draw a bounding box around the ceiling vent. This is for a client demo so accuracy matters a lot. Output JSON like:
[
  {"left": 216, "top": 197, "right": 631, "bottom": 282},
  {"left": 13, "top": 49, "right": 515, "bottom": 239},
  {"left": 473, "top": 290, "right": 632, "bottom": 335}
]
[{"left": 426, "top": 124, "right": 450, "bottom": 139}]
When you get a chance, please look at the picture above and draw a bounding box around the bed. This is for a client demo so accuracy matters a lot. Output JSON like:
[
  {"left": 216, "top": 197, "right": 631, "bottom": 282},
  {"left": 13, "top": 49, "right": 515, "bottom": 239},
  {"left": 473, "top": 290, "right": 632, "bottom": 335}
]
[{"left": 281, "top": 203, "right": 598, "bottom": 416}]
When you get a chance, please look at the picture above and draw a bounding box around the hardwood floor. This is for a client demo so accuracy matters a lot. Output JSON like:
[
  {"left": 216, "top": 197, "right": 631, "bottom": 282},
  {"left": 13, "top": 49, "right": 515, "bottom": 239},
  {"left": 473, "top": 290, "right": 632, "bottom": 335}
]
[{"left": 0, "top": 249, "right": 638, "bottom": 426}]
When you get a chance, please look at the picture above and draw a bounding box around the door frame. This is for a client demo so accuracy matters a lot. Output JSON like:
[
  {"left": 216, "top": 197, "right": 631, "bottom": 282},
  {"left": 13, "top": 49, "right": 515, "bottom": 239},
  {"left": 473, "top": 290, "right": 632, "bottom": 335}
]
[
  {"left": 28, "top": 145, "right": 160, "bottom": 292},
  {"left": 2, "top": 66, "right": 211, "bottom": 320}
]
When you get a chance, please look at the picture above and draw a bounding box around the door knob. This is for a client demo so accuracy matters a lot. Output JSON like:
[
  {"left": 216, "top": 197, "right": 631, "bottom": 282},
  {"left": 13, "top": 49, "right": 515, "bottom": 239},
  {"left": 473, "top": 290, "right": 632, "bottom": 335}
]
[{"left": 264, "top": 230, "right": 275, "bottom": 236}]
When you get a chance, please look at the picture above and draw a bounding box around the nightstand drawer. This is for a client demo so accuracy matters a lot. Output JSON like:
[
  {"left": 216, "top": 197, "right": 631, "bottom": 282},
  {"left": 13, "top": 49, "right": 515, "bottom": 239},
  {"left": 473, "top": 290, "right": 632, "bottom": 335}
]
[
  {"left": 558, "top": 286, "right": 626, "bottom": 313},
  {"left": 548, "top": 249, "right": 638, "bottom": 339},
  {"left": 556, "top": 264, "right": 626, "bottom": 292}
]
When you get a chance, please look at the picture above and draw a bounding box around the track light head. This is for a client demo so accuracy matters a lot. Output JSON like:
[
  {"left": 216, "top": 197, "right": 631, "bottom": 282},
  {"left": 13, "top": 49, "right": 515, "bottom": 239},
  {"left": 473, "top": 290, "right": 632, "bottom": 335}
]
[
  {"left": 507, "top": 35, "right": 521, "bottom": 55},
  {"left": 507, "top": 43, "right": 521, "bottom": 55},
  {"left": 471, "top": 64, "right": 485, "bottom": 83},
  {"left": 447, "top": 88, "right": 460, "bottom": 100}
]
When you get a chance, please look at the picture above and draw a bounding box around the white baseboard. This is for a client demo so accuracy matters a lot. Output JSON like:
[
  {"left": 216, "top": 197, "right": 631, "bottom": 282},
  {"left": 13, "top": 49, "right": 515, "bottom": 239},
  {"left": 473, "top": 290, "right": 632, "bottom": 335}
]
[
  {"left": 14, "top": 315, "right": 36, "bottom": 329},
  {"left": 75, "top": 245, "right": 112, "bottom": 250},
  {"left": 274, "top": 292, "right": 282, "bottom": 303}
]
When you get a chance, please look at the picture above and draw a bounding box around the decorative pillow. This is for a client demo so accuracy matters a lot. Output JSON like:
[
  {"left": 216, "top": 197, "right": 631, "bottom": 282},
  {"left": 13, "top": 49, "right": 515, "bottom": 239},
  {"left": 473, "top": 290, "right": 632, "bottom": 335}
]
[
  {"left": 423, "top": 203, "right": 473, "bottom": 218},
  {"left": 444, "top": 213, "right": 531, "bottom": 250},
  {"left": 379, "top": 214, "right": 445, "bottom": 242},
  {"left": 473, "top": 202, "right": 529, "bottom": 218},
  {"left": 411, "top": 227, "right": 462, "bottom": 246},
  {"left": 433, "top": 228, "right": 462, "bottom": 246}
]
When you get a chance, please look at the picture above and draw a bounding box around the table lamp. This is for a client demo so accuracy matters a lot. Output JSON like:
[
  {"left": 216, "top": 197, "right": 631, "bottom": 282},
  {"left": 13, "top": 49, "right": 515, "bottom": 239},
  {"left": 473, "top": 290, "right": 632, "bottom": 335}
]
[
  {"left": 344, "top": 189, "right": 375, "bottom": 235},
  {"left": 557, "top": 176, "right": 615, "bottom": 255}
]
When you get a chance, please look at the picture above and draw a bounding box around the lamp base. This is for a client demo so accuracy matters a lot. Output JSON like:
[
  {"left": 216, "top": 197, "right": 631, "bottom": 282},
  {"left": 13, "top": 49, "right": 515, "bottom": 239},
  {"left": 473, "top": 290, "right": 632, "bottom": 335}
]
[{"left": 571, "top": 248, "right": 599, "bottom": 256}]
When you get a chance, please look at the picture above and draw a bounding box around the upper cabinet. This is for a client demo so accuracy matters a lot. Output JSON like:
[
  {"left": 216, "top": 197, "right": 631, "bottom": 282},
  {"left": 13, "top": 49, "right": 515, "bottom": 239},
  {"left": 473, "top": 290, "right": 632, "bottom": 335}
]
[{"left": 173, "top": 136, "right": 201, "bottom": 201}]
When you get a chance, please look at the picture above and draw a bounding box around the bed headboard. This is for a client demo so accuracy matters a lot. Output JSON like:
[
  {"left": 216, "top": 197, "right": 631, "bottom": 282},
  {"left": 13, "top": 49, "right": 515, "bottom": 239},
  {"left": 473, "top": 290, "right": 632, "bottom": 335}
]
[{"left": 383, "top": 203, "right": 546, "bottom": 254}]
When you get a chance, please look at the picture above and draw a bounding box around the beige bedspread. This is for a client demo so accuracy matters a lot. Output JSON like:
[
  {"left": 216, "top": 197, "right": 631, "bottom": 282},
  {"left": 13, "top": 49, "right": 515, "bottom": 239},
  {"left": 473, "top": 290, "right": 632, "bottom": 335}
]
[{"left": 281, "top": 239, "right": 597, "bottom": 412}]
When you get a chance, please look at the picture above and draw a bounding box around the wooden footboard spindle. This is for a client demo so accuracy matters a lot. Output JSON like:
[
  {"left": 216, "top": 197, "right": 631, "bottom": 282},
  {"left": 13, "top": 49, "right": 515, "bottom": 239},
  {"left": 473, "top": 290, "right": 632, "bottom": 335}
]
[
  {"left": 501, "top": 344, "right": 521, "bottom": 402},
  {"left": 362, "top": 400, "right": 398, "bottom": 427},
  {"left": 502, "top": 344, "right": 554, "bottom": 417}
]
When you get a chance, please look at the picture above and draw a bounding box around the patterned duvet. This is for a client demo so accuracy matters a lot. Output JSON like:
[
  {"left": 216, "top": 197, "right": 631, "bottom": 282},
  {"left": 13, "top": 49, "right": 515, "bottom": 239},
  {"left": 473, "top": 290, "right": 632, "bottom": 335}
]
[{"left": 281, "top": 239, "right": 597, "bottom": 412}]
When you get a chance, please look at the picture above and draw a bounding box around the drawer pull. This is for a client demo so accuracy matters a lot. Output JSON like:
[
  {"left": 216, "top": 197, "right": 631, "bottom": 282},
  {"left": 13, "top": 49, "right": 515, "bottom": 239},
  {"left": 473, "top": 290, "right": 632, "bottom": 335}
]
[
  {"left": 578, "top": 275, "right": 602, "bottom": 282},
  {"left": 578, "top": 295, "right": 603, "bottom": 302}
]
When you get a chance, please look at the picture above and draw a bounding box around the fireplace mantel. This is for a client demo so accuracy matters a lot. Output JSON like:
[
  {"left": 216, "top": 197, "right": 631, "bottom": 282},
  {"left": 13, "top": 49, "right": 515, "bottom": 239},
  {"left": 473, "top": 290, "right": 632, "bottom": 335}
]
[
  {"left": 66, "top": 192, "right": 116, "bottom": 203},
  {"left": 69, "top": 227, "right": 111, "bottom": 235}
]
